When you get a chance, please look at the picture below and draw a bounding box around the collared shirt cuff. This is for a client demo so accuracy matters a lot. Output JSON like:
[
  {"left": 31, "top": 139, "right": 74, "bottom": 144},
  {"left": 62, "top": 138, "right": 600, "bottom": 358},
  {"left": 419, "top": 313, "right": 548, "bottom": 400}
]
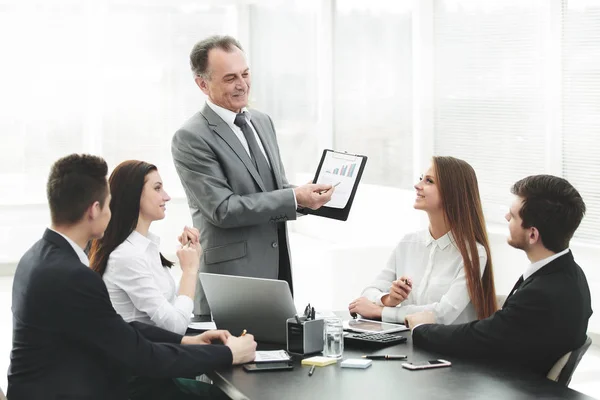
[
  {"left": 375, "top": 293, "right": 388, "bottom": 307},
  {"left": 292, "top": 189, "right": 298, "bottom": 209},
  {"left": 381, "top": 305, "right": 402, "bottom": 323},
  {"left": 411, "top": 323, "right": 426, "bottom": 335}
]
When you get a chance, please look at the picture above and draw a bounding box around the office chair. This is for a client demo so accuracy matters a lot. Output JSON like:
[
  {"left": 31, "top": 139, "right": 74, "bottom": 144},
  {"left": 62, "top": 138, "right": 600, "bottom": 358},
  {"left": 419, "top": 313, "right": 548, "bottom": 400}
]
[{"left": 547, "top": 336, "right": 592, "bottom": 386}]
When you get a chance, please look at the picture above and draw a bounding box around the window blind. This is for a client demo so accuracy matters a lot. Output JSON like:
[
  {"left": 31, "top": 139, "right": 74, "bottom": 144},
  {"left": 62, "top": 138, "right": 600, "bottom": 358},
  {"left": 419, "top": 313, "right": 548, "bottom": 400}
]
[
  {"left": 433, "top": 0, "right": 548, "bottom": 223},
  {"left": 562, "top": 0, "right": 600, "bottom": 244}
]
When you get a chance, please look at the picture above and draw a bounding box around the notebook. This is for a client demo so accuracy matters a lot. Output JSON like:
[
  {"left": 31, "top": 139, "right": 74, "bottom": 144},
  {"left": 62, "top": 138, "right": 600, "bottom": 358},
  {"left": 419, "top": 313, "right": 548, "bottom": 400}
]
[{"left": 254, "top": 350, "right": 292, "bottom": 363}]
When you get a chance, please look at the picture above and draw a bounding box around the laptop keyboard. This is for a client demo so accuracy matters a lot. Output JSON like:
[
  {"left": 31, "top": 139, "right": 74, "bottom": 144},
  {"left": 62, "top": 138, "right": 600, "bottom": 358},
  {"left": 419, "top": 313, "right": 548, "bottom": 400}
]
[{"left": 344, "top": 332, "right": 407, "bottom": 348}]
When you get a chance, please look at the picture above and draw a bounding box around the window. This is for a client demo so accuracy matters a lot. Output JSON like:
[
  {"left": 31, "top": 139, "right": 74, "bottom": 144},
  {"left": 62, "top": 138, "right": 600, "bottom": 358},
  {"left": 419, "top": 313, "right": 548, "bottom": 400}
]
[
  {"left": 100, "top": 2, "right": 238, "bottom": 198},
  {"left": 0, "top": 1, "right": 88, "bottom": 205},
  {"left": 247, "top": 0, "right": 321, "bottom": 182},
  {"left": 0, "top": 0, "right": 237, "bottom": 205},
  {"left": 433, "top": 0, "right": 548, "bottom": 222},
  {"left": 0, "top": 0, "right": 238, "bottom": 262},
  {"left": 334, "top": 1, "right": 413, "bottom": 188},
  {"left": 562, "top": 0, "right": 600, "bottom": 243},
  {"left": 2, "top": 0, "right": 600, "bottom": 256}
]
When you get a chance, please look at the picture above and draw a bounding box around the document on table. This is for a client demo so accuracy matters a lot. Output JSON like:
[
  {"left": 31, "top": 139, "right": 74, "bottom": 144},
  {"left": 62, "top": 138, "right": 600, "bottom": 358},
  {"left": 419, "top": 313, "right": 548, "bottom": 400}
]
[
  {"left": 254, "top": 350, "right": 292, "bottom": 363},
  {"left": 187, "top": 321, "right": 217, "bottom": 330}
]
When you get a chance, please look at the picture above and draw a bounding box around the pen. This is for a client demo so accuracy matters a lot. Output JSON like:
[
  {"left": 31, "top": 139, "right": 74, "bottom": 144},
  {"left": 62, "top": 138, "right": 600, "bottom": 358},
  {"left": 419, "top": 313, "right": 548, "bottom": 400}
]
[
  {"left": 402, "top": 278, "right": 412, "bottom": 288},
  {"left": 241, "top": 329, "right": 247, "bottom": 337},
  {"left": 318, "top": 182, "right": 341, "bottom": 195},
  {"left": 295, "top": 315, "right": 302, "bottom": 324},
  {"left": 308, "top": 365, "right": 315, "bottom": 376},
  {"left": 362, "top": 355, "right": 407, "bottom": 360},
  {"left": 304, "top": 303, "right": 311, "bottom": 318}
]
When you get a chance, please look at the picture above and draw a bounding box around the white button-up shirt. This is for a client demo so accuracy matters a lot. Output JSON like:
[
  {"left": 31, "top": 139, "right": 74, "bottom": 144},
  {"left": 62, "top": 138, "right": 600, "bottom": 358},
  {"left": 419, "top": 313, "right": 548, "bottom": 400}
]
[
  {"left": 50, "top": 228, "right": 89, "bottom": 266},
  {"left": 206, "top": 99, "right": 271, "bottom": 167},
  {"left": 362, "top": 230, "right": 487, "bottom": 325},
  {"left": 523, "top": 248, "right": 570, "bottom": 280},
  {"left": 205, "top": 99, "right": 299, "bottom": 208},
  {"left": 102, "top": 230, "right": 193, "bottom": 335}
]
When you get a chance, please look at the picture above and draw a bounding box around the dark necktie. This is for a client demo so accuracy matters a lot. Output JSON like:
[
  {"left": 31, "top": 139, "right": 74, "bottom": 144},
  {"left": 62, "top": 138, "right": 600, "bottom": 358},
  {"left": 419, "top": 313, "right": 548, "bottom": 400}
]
[
  {"left": 234, "top": 113, "right": 291, "bottom": 294},
  {"left": 234, "top": 113, "right": 276, "bottom": 192},
  {"left": 506, "top": 275, "right": 525, "bottom": 302}
]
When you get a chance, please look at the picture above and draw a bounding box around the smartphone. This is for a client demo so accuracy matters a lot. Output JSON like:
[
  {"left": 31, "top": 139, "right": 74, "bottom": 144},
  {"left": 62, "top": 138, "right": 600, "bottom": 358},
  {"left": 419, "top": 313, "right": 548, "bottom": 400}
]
[
  {"left": 401, "top": 359, "right": 452, "bottom": 370},
  {"left": 243, "top": 362, "right": 294, "bottom": 373}
]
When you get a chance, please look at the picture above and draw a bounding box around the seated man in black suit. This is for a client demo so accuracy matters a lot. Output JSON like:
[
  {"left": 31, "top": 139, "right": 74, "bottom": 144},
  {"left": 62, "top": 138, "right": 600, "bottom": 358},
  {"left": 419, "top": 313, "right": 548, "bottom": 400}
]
[
  {"left": 406, "top": 174, "right": 592, "bottom": 377},
  {"left": 7, "top": 154, "right": 257, "bottom": 400}
]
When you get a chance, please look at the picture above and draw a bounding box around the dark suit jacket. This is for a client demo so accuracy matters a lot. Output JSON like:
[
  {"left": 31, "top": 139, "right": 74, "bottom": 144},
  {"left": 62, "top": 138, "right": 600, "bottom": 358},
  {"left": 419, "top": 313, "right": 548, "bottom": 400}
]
[
  {"left": 413, "top": 251, "right": 592, "bottom": 376},
  {"left": 7, "top": 229, "right": 233, "bottom": 400}
]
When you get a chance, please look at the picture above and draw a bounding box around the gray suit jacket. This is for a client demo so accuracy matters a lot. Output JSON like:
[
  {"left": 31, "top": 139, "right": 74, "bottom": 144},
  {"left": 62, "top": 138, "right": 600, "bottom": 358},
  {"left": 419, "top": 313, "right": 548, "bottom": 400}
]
[{"left": 172, "top": 103, "right": 297, "bottom": 315}]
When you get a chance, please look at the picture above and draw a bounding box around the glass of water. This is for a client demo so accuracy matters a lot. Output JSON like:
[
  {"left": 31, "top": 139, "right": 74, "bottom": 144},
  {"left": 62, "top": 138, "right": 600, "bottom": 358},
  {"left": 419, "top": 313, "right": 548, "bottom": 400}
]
[{"left": 323, "top": 317, "right": 344, "bottom": 358}]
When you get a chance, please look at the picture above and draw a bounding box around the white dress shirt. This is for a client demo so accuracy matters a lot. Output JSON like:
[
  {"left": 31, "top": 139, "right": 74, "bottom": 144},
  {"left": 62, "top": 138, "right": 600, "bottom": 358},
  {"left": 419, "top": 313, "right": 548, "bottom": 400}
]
[
  {"left": 523, "top": 248, "right": 570, "bottom": 280},
  {"left": 206, "top": 99, "right": 270, "bottom": 167},
  {"left": 362, "top": 230, "right": 487, "bottom": 325},
  {"left": 49, "top": 228, "right": 89, "bottom": 266},
  {"left": 102, "top": 230, "right": 193, "bottom": 335},
  {"left": 206, "top": 99, "right": 298, "bottom": 208}
]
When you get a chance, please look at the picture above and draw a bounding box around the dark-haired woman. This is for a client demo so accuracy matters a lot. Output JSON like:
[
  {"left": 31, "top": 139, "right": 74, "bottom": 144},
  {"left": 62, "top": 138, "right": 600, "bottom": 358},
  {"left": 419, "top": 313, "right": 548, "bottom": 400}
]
[
  {"left": 89, "top": 160, "right": 229, "bottom": 399},
  {"left": 90, "top": 160, "right": 201, "bottom": 335}
]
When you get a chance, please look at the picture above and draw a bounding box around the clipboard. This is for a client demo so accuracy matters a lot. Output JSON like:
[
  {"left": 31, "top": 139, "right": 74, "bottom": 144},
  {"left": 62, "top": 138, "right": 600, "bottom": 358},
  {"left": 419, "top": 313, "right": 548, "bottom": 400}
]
[{"left": 299, "top": 149, "right": 367, "bottom": 221}]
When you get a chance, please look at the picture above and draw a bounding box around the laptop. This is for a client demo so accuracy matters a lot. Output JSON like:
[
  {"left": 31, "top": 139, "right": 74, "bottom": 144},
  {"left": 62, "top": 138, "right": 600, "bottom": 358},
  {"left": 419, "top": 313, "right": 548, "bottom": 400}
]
[{"left": 200, "top": 273, "right": 297, "bottom": 344}]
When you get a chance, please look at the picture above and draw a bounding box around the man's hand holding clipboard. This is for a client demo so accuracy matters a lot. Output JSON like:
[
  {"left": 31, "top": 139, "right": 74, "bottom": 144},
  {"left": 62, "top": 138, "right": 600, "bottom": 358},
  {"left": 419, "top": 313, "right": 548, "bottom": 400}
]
[{"left": 298, "top": 149, "right": 367, "bottom": 221}]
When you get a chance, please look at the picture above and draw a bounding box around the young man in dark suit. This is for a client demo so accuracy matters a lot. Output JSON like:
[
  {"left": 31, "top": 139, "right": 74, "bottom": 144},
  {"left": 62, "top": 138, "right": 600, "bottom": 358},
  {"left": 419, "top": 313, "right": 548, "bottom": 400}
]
[
  {"left": 7, "top": 154, "right": 257, "bottom": 400},
  {"left": 405, "top": 174, "right": 592, "bottom": 376}
]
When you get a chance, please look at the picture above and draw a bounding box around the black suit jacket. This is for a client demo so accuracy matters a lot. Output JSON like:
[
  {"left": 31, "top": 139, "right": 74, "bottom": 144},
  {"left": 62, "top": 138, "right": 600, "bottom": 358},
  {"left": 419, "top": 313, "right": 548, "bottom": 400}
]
[
  {"left": 413, "top": 251, "right": 592, "bottom": 376},
  {"left": 7, "top": 229, "right": 233, "bottom": 400}
]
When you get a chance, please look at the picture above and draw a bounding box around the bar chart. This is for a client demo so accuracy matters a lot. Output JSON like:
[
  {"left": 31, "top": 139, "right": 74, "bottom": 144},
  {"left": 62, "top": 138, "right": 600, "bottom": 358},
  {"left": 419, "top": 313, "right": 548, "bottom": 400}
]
[
  {"left": 316, "top": 152, "right": 364, "bottom": 209},
  {"left": 326, "top": 162, "right": 357, "bottom": 178}
]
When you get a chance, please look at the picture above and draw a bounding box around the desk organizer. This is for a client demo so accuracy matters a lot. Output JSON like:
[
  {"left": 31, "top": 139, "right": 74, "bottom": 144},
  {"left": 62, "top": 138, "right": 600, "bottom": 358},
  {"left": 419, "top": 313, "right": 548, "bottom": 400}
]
[{"left": 286, "top": 317, "right": 324, "bottom": 355}]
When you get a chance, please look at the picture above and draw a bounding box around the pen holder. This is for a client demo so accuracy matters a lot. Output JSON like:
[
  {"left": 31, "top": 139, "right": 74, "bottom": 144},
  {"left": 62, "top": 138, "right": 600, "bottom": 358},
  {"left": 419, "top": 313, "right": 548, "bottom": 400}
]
[{"left": 286, "top": 317, "right": 324, "bottom": 356}]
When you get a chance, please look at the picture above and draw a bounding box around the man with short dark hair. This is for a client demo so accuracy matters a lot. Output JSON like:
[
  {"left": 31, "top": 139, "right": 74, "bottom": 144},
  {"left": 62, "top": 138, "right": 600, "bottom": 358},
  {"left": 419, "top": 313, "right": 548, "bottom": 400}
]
[
  {"left": 172, "top": 35, "right": 334, "bottom": 317},
  {"left": 406, "top": 174, "right": 592, "bottom": 377},
  {"left": 7, "top": 154, "right": 256, "bottom": 400}
]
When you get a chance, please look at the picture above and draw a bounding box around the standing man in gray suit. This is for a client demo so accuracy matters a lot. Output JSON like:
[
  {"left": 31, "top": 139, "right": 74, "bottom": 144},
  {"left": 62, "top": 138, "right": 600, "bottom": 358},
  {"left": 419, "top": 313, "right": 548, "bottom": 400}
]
[{"left": 172, "top": 35, "right": 334, "bottom": 317}]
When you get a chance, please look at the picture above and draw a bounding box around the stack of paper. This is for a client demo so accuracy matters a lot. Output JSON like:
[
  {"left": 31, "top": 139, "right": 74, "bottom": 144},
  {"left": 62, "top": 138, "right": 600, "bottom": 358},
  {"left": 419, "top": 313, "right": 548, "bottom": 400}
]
[{"left": 187, "top": 321, "right": 217, "bottom": 330}]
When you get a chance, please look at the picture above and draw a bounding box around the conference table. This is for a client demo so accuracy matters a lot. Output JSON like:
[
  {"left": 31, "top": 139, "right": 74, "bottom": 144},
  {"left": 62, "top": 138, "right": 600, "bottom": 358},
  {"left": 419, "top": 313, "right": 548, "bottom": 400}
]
[{"left": 206, "top": 329, "right": 594, "bottom": 400}]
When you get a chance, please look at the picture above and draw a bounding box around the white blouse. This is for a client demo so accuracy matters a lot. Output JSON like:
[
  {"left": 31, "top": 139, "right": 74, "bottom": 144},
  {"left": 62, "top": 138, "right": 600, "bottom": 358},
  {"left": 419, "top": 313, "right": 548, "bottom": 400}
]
[
  {"left": 102, "top": 230, "right": 193, "bottom": 335},
  {"left": 362, "top": 230, "right": 487, "bottom": 325}
]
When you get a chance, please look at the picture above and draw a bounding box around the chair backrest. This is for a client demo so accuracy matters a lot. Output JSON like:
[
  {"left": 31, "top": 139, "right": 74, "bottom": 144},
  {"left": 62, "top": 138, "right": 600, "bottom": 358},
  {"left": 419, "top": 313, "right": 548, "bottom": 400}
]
[{"left": 547, "top": 335, "right": 592, "bottom": 386}]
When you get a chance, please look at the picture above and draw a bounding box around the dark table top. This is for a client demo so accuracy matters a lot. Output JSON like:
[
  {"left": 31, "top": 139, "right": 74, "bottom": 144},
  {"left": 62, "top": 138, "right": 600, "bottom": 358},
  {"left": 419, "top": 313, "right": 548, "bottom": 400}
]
[{"left": 207, "top": 332, "right": 595, "bottom": 400}]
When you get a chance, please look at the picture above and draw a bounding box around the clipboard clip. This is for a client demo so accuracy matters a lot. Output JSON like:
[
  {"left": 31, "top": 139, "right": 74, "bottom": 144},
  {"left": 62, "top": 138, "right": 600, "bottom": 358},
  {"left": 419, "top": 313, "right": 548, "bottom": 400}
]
[{"left": 330, "top": 150, "right": 358, "bottom": 162}]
